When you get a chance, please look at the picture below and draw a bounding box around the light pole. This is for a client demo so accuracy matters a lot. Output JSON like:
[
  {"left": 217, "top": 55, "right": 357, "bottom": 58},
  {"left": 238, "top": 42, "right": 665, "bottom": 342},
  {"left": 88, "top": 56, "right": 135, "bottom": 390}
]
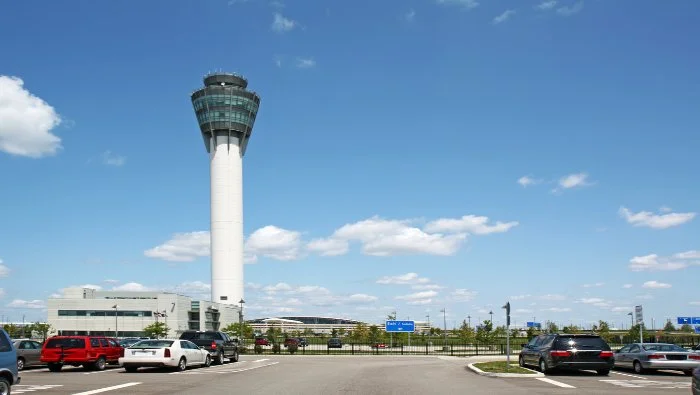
[
  {"left": 389, "top": 310, "right": 396, "bottom": 347},
  {"left": 489, "top": 310, "right": 494, "bottom": 325},
  {"left": 440, "top": 308, "right": 447, "bottom": 350},
  {"left": 112, "top": 305, "right": 119, "bottom": 338},
  {"left": 628, "top": 312, "right": 633, "bottom": 329},
  {"left": 467, "top": 315, "right": 471, "bottom": 328},
  {"left": 426, "top": 314, "right": 431, "bottom": 348},
  {"left": 238, "top": 299, "right": 245, "bottom": 345},
  {"left": 21, "top": 315, "right": 25, "bottom": 338}
]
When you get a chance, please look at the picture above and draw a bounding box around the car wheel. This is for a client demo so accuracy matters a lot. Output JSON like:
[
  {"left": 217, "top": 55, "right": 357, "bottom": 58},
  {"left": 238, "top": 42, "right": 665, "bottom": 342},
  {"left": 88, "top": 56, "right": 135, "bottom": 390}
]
[
  {"left": 633, "top": 360, "right": 644, "bottom": 374},
  {"left": 539, "top": 358, "right": 549, "bottom": 374},
  {"left": 204, "top": 355, "right": 211, "bottom": 367},
  {"left": 48, "top": 363, "right": 63, "bottom": 372},
  {"left": 17, "top": 357, "right": 25, "bottom": 371},
  {"left": 518, "top": 355, "right": 525, "bottom": 368},
  {"left": 232, "top": 351, "right": 239, "bottom": 363},
  {"left": 177, "top": 357, "right": 187, "bottom": 372},
  {"left": 683, "top": 369, "right": 693, "bottom": 376},
  {"left": 215, "top": 351, "right": 225, "bottom": 365},
  {"left": 597, "top": 369, "right": 610, "bottom": 376},
  {"left": 124, "top": 366, "right": 138, "bottom": 373},
  {"left": 94, "top": 357, "right": 106, "bottom": 371},
  {"left": 0, "top": 377, "right": 10, "bottom": 395}
]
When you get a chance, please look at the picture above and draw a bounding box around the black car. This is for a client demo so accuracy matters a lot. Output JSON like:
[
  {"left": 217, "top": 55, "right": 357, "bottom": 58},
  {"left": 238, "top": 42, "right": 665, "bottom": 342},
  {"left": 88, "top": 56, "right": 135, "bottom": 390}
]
[
  {"left": 327, "top": 338, "right": 342, "bottom": 349},
  {"left": 519, "top": 333, "right": 614, "bottom": 375},
  {"left": 693, "top": 367, "right": 700, "bottom": 395}
]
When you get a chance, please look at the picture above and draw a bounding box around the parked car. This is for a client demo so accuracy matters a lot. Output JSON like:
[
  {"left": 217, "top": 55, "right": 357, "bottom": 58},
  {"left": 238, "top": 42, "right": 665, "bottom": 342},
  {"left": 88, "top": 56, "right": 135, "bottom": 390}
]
[
  {"left": 519, "top": 333, "right": 614, "bottom": 375},
  {"left": 297, "top": 337, "right": 308, "bottom": 347},
  {"left": 40, "top": 336, "right": 123, "bottom": 372},
  {"left": 118, "top": 338, "right": 142, "bottom": 348},
  {"left": 613, "top": 343, "right": 700, "bottom": 375},
  {"left": 119, "top": 339, "right": 211, "bottom": 372},
  {"left": 179, "top": 331, "right": 239, "bottom": 365},
  {"left": 13, "top": 339, "right": 44, "bottom": 371},
  {"left": 283, "top": 338, "right": 299, "bottom": 348},
  {"left": 372, "top": 343, "right": 387, "bottom": 349},
  {"left": 254, "top": 337, "right": 270, "bottom": 346},
  {"left": 327, "top": 338, "right": 343, "bottom": 349},
  {"left": 0, "top": 329, "right": 20, "bottom": 394},
  {"left": 692, "top": 367, "right": 700, "bottom": 395}
]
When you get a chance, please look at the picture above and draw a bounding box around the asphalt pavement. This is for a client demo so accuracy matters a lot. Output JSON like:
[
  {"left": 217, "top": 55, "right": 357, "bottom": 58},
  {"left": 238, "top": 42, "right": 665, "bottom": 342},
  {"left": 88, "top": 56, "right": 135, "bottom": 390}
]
[{"left": 16, "top": 355, "right": 695, "bottom": 394}]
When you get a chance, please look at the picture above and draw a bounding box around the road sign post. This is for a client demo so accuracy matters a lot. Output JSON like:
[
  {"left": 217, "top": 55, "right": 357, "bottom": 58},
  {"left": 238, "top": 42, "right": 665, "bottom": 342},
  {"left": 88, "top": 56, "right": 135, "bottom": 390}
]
[
  {"left": 635, "top": 305, "right": 643, "bottom": 344},
  {"left": 503, "top": 302, "right": 511, "bottom": 371}
]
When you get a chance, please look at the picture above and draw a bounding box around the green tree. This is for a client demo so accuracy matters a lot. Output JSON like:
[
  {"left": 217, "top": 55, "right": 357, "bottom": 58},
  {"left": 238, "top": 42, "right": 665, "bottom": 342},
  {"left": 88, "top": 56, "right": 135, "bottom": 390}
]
[
  {"left": 350, "top": 323, "right": 369, "bottom": 343},
  {"left": 663, "top": 321, "right": 675, "bottom": 332},
  {"left": 475, "top": 320, "right": 494, "bottom": 343},
  {"left": 492, "top": 325, "right": 507, "bottom": 337},
  {"left": 368, "top": 325, "right": 382, "bottom": 343},
  {"left": 143, "top": 322, "right": 170, "bottom": 339},
  {"left": 221, "top": 323, "right": 254, "bottom": 339},
  {"left": 545, "top": 322, "right": 559, "bottom": 334},
  {"left": 594, "top": 320, "right": 614, "bottom": 343},
  {"left": 32, "top": 323, "right": 55, "bottom": 341},
  {"left": 526, "top": 326, "right": 538, "bottom": 340},
  {"left": 456, "top": 320, "right": 475, "bottom": 342},
  {"left": 2, "top": 324, "right": 20, "bottom": 338},
  {"left": 331, "top": 328, "right": 338, "bottom": 337},
  {"left": 337, "top": 328, "right": 346, "bottom": 337},
  {"left": 680, "top": 324, "right": 693, "bottom": 333},
  {"left": 562, "top": 325, "right": 580, "bottom": 334}
]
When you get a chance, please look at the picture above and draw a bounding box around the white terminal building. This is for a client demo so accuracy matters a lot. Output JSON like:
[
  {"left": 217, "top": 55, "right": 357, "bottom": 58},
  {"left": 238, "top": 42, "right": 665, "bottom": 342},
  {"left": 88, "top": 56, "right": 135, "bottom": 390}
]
[{"left": 47, "top": 288, "right": 240, "bottom": 338}]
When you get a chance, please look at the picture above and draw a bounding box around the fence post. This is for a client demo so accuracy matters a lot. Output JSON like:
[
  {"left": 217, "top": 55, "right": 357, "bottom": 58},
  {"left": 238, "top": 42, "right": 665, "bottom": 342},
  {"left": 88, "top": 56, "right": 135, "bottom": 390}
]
[
  {"left": 401, "top": 344, "right": 404, "bottom": 355},
  {"left": 351, "top": 344, "right": 354, "bottom": 355},
  {"left": 450, "top": 344, "right": 453, "bottom": 356},
  {"left": 475, "top": 343, "right": 479, "bottom": 356},
  {"left": 501, "top": 344, "right": 504, "bottom": 355},
  {"left": 425, "top": 343, "right": 428, "bottom": 355},
  {"left": 327, "top": 345, "right": 329, "bottom": 355}
]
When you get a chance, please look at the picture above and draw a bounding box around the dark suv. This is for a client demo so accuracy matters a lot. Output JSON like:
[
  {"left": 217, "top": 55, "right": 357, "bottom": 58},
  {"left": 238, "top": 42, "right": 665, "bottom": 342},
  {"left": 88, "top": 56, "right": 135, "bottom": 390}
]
[{"left": 519, "top": 333, "right": 614, "bottom": 375}]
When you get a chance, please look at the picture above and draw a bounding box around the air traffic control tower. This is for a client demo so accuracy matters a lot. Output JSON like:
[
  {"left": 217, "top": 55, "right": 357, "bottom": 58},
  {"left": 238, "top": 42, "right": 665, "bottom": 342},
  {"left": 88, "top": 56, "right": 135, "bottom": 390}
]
[{"left": 191, "top": 72, "right": 261, "bottom": 305}]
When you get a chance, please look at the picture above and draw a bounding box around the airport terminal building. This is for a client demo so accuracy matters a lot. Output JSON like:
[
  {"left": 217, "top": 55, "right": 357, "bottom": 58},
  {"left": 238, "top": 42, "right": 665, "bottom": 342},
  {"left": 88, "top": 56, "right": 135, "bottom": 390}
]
[{"left": 47, "top": 287, "right": 240, "bottom": 338}]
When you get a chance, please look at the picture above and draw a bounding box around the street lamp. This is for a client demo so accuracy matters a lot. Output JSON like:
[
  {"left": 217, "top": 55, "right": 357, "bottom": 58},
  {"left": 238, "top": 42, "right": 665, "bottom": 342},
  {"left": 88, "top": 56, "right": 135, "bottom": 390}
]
[
  {"left": 489, "top": 310, "right": 494, "bottom": 325},
  {"left": 238, "top": 299, "right": 245, "bottom": 345},
  {"left": 628, "top": 312, "right": 633, "bottom": 329},
  {"left": 440, "top": 308, "right": 447, "bottom": 349},
  {"left": 425, "top": 313, "right": 431, "bottom": 348},
  {"left": 467, "top": 315, "right": 471, "bottom": 328},
  {"left": 112, "top": 305, "right": 119, "bottom": 338}
]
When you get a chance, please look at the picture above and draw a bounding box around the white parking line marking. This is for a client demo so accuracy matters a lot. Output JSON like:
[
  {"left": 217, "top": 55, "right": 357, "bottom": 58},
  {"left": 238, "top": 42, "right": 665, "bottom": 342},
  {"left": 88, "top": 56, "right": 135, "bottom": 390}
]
[
  {"left": 71, "top": 382, "right": 141, "bottom": 395},
  {"left": 13, "top": 385, "right": 63, "bottom": 394},
  {"left": 221, "top": 362, "right": 279, "bottom": 373},
  {"left": 172, "top": 362, "right": 279, "bottom": 375},
  {"left": 252, "top": 358, "right": 269, "bottom": 363},
  {"left": 536, "top": 377, "right": 576, "bottom": 388},
  {"left": 611, "top": 371, "right": 647, "bottom": 380},
  {"left": 83, "top": 368, "right": 121, "bottom": 375},
  {"left": 600, "top": 380, "right": 690, "bottom": 389}
]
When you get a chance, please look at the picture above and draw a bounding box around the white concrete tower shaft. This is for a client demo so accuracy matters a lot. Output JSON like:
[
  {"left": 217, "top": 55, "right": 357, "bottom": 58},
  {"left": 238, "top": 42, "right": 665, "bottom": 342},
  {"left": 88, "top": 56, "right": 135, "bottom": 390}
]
[{"left": 209, "top": 134, "right": 244, "bottom": 305}]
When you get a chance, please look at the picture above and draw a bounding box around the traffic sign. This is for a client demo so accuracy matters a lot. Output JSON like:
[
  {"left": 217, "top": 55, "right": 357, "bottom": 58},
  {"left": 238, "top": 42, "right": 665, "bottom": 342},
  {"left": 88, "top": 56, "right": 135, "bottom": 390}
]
[
  {"left": 634, "top": 305, "right": 643, "bottom": 324},
  {"left": 695, "top": 326, "right": 700, "bottom": 334},
  {"left": 385, "top": 320, "right": 415, "bottom": 333},
  {"left": 677, "top": 317, "right": 692, "bottom": 325},
  {"left": 526, "top": 322, "right": 541, "bottom": 328},
  {"left": 692, "top": 317, "right": 700, "bottom": 325}
]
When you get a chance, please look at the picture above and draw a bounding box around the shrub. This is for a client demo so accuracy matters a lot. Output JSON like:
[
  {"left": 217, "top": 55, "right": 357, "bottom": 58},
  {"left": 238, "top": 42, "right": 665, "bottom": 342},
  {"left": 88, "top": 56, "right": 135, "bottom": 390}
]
[
  {"left": 288, "top": 344, "right": 298, "bottom": 354},
  {"left": 272, "top": 344, "right": 281, "bottom": 354},
  {"left": 254, "top": 345, "right": 263, "bottom": 354},
  {"left": 238, "top": 346, "right": 249, "bottom": 354}
]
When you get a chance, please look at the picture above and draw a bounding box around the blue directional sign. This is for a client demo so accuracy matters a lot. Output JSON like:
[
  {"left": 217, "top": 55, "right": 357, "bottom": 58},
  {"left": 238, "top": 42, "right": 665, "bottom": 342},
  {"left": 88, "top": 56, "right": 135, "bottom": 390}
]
[
  {"left": 677, "top": 317, "right": 692, "bottom": 325},
  {"left": 695, "top": 326, "right": 700, "bottom": 334},
  {"left": 692, "top": 317, "right": 700, "bottom": 325},
  {"left": 385, "top": 320, "right": 415, "bottom": 333},
  {"left": 526, "top": 322, "right": 541, "bottom": 328}
]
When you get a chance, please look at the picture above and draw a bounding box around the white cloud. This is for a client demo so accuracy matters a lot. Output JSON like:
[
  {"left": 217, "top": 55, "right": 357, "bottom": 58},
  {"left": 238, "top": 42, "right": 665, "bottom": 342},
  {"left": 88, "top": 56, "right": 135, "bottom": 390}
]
[
  {"left": 103, "top": 279, "right": 120, "bottom": 284},
  {"left": 690, "top": 301, "right": 700, "bottom": 305},
  {"left": 377, "top": 273, "right": 430, "bottom": 285},
  {"left": 642, "top": 280, "right": 671, "bottom": 289},
  {"left": 510, "top": 294, "right": 531, "bottom": 300},
  {"left": 582, "top": 282, "right": 605, "bottom": 288},
  {"left": 517, "top": 176, "right": 542, "bottom": 187},
  {"left": 144, "top": 231, "right": 210, "bottom": 262},
  {"left": 306, "top": 238, "right": 349, "bottom": 256},
  {"left": 0, "top": 260, "right": 9, "bottom": 277},
  {"left": 659, "top": 206, "right": 673, "bottom": 213},
  {"left": 245, "top": 225, "right": 302, "bottom": 261},
  {"left": 554, "top": 172, "right": 592, "bottom": 192},
  {"left": 320, "top": 216, "right": 466, "bottom": 257},
  {"left": 515, "top": 308, "right": 533, "bottom": 313},
  {"left": 436, "top": 0, "right": 479, "bottom": 9},
  {"left": 112, "top": 282, "right": 152, "bottom": 292},
  {"left": 101, "top": 150, "right": 126, "bottom": 167},
  {"left": 171, "top": 281, "right": 210, "bottom": 294},
  {"left": 403, "top": 9, "right": 416, "bottom": 22},
  {"left": 557, "top": 1, "right": 584, "bottom": 16},
  {"left": 408, "top": 299, "right": 433, "bottom": 306},
  {"left": 0, "top": 289, "right": 4, "bottom": 298},
  {"left": 411, "top": 284, "right": 444, "bottom": 290},
  {"left": 346, "top": 294, "right": 378, "bottom": 304},
  {"left": 271, "top": 12, "right": 296, "bottom": 32},
  {"left": 539, "top": 294, "right": 566, "bottom": 301},
  {"left": 262, "top": 282, "right": 294, "bottom": 294},
  {"left": 636, "top": 294, "right": 654, "bottom": 300},
  {"left": 296, "top": 58, "right": 316, "bottom": 69},
  {"left": 611, "top": 306, "right": 631, "bottom": 312},
  {"left": 0, "top": 75, "right": 62, "bottom": 158},
  {"left": 451, "top": 289, "right": 477, "bottom": 302},
  {"left": 424, "top": 215, "right": 518, "bottom": 235},
  {"left": 536, "top": 1, "right": 557, "bottom": 10},
  {"left": 619, "top": 206, "right": 696, "bottom": 229},
  {"left": 543, "top": 307, "right": 571, "bottom": 313},
  {"left": 628, "top": 251, "right": 698, "bottom": 272},
  {"left": 493, "top": 9, "right": 516, "bottom": 24},
  {"left": 7, "top": 299, "right": 46, "bottom": 309},
  {"left": 396, "top": 290, "right": 438, "bottom": 300},
  {"left": 577, "top": 298, "right": 605, "bottom": 304},
  {"left": 623, "top": 284, "right": 633, "bottom": 289}
]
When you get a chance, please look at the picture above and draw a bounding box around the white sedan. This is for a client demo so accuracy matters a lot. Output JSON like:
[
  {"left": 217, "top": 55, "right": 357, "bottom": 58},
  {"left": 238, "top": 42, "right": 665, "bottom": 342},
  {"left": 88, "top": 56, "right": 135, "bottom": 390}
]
[{"left": 119, "top": 339, "right": 211, "bottom": 372}]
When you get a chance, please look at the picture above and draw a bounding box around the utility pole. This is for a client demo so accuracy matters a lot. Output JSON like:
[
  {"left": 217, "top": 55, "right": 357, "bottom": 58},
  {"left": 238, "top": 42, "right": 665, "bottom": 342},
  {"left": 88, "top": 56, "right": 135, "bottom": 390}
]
[
  {"left": 440, "top": 308, "right": 447, "bottom": 351},
  {"left": 239, "top": 299, "right": 245, "bottom": 346},
  {"left": 489, "top": 310, "right": 494, "bottom": 325},
  {"left": 503, "top": 302, "right": 511, "bottom": 371},
  {"left": 467, "top": 315, "right": 471, "bottom": 328},
  {"left": 112, "top": 305, "right": 119, "bottom": 338},
  {"left": 426, "top": 313, "right": 431, "bottom": 349}
]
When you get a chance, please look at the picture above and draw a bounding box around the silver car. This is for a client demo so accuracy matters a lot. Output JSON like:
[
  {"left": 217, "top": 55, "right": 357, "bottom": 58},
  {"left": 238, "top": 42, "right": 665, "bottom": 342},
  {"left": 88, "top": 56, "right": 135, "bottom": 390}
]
[
  {"left": 12, "top": 339, "right": 43, "bottom": 371},
  {"left": 614, "top": 343, "right": 700, "bottom": 375}
]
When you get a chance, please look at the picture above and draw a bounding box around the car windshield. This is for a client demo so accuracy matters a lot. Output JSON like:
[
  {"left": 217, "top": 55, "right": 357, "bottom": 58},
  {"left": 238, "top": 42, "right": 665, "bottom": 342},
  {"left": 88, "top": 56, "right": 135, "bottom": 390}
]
[
  {"left": 643, "top": 344, "right": 687, "bottom": 352},
  {"left": 555, "top": 336, "right": 608, "bottom": 349},
  {"left": 46, "top": 338, "right": 85, "bottom": 349},
  {"left": 130, "top": 340, "right": 174, "bottom": 348}
]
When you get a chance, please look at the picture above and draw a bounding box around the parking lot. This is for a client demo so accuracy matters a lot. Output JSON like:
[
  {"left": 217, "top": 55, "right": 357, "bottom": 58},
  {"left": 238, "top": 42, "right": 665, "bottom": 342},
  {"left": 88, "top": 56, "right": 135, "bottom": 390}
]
[{"left": 14, "top": 355, "right": 695, "bottom": 394}]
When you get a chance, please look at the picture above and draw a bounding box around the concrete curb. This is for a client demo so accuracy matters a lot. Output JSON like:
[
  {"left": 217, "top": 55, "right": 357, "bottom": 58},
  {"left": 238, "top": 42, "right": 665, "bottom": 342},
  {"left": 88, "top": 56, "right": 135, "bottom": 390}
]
[{"left": 467, "top": 362, "right": 543, "bottom": 378}]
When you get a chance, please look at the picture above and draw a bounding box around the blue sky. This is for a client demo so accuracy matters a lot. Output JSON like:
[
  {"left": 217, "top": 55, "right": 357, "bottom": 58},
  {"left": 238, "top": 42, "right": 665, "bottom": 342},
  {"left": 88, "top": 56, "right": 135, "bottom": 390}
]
[{"left": 0, "top": 0, "right": 699, "bottom": 330}]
